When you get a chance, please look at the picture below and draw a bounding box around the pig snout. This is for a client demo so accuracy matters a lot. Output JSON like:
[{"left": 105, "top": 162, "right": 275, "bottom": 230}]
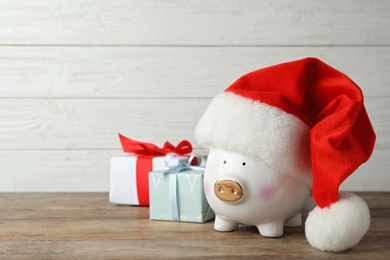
[{"left": 214, "top": 179, "right": 243, "bottom": 202}]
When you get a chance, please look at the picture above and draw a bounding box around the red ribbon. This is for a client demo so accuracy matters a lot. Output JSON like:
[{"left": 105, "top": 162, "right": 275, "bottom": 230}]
[
  {"left": 118, "top": 133, "right": 193, "bottom": 206},
  {"left": 135, "top": 155, "right": 154, "bottom": 206},
  {"left": 119, "top": 133, "right": 192, "bottom": 156}
]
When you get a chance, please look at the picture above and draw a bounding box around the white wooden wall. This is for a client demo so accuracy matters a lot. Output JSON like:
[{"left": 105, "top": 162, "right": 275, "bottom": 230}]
[{"left": 0, "top": 0, "right": 389, "bottom": 192}]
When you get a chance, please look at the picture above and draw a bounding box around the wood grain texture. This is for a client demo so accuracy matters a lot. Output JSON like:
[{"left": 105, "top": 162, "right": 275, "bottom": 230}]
[
  {"left": 0, "top": 192, "right": 389, "bottom": 259},
  {"left": 0, "top": 97, "right": 388, "bottom": 149},
  {"left": 0, "top": 46, "right": 389, "bottom": 98},
  {"left": 0, "top": 0, "right": 389, "bottom": 45},
  {"left": 0, "top": 98, "right": 210, "bottom": 149},
  {"left": 0, "top": 0, "right": 389, "bottom": 192}
]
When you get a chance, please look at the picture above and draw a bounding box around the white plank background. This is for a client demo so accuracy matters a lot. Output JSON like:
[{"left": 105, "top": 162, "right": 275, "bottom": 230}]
[{"left": 0, "top": 0, "right": 389, "bottom": 192}]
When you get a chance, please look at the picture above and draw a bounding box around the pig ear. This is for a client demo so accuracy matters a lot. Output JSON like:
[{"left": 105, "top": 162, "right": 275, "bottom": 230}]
[{"left": 305, "top": 192, "right": 370, "bottom": 252}]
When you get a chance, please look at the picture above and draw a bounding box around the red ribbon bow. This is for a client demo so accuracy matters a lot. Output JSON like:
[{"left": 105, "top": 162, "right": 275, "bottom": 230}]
[
  {"left": 118, "top": 133, "right": 192, "bottom": 156},
  {"left": 118, "top": 133, "right": 193, "bottom": 206}
]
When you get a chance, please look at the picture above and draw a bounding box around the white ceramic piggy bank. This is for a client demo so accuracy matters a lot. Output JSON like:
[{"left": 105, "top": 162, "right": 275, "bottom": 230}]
[
  {"left": 204, "top": 147, "right": 312, "bottom": 237},
  {"left": 195, "top": 58, "right": 375, "bottom": 251}
]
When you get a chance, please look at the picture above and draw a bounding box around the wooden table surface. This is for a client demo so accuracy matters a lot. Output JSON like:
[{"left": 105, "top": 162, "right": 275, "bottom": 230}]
[{"left": 1, "top": 192, "right": 389, "bottom": 259}]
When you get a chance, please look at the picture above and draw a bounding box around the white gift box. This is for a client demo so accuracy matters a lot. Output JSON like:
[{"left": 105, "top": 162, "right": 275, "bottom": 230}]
[{"left": 109, "top": 155, "right": 188, "bottom": 206}]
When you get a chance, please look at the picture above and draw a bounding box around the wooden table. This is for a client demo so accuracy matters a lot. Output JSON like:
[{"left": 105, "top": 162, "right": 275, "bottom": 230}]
[{"left": 1, "top": 192, "right": 389, "bottom": 259}]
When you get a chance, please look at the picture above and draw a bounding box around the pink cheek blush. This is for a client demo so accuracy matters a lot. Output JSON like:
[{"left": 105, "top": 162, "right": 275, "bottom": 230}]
[
  {"left": 204, "top": 181, "right": 210, "bottom": 196},
  {"left": 258, "top": 185, "right": 277, "bottom": 201}
]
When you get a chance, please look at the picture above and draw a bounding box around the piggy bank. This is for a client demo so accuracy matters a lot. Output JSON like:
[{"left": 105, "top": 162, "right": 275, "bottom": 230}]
[
  {"left": 195, "top": 58, "right": 375, "bottom": 251},
  {"left": 204, "top": 146, "right": 312, "bottom": 237}
]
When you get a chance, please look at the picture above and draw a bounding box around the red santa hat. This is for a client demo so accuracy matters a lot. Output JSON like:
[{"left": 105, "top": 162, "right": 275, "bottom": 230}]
[{"left": 195, "top": 57, "right": 376, "bottom": 252}]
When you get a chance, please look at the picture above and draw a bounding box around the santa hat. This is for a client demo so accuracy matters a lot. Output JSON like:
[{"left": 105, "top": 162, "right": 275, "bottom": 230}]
[{"left": 195, "top": 57, "right": 376, "bottom": 252}]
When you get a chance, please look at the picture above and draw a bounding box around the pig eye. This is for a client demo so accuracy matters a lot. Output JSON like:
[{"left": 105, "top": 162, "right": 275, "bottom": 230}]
[
  {"left": 242, "top": 162, "right": 246, "bottom": 166},
  {"left": 223, "top": 160, "right": 227, "bottom": 164}
]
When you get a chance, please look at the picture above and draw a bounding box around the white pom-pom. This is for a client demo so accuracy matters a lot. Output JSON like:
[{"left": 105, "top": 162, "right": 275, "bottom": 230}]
[{"left": 305, "top": 192, "right": 370, "bottom": 252}]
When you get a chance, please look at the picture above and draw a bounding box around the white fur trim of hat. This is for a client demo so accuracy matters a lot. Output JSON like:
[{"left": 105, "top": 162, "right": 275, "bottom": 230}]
[{"left": 195, "top": 91, "right": 312, "bottom": 184}]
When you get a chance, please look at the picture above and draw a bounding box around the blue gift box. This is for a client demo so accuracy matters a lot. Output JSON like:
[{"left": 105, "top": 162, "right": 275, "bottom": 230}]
[{"left": 149, "top": 169, "right": 214, "bottom": 223}]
